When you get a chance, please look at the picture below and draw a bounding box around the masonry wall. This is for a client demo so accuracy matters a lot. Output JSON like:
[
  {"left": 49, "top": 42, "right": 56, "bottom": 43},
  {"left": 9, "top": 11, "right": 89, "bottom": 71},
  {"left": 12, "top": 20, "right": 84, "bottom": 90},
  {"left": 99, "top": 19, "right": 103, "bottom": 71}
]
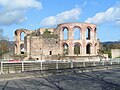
[
  {"left": 56, "top": 22, "right": 99, "bottom": 56},
  {"left": 25, "top": 36, "right": 60, "bottom": 60},
  {"left": 14, "top": 22, "right": 100, "bottom": 60}
]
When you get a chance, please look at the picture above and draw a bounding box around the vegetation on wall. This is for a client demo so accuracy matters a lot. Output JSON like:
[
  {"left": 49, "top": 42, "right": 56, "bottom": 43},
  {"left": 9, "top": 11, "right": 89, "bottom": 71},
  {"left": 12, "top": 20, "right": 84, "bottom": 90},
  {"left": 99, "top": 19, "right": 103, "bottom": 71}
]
[
  {"left": 28, "top": 29, "right": 59, "bottom": 39},
  {"left": 115, "top": 56, "right": 120, "bottom": 58},
  {"left": 13, "top": 54, "right": 27, "bottom": 60},
  {"left": 42, "top": 29, "right": 59, "bottom": 39}
]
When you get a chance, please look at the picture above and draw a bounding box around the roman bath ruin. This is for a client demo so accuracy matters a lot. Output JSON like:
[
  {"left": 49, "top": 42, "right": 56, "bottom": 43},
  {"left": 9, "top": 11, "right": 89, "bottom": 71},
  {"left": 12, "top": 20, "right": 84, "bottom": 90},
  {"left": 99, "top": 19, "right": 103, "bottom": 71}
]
[{"left": 14, "top": 22, "right": 100, "bottom": 60}]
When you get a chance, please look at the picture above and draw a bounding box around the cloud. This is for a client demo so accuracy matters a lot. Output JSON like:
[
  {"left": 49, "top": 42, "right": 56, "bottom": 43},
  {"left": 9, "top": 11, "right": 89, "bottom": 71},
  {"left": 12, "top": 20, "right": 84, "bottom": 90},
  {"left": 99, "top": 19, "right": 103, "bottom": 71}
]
[
  {"left": 82, "top": 1, "right": 87, "bottom": 8},
  {"left": 85, "top": 6, "right": 120, "bottom": 25},
  {"left": 40, "top": 8, "right": 81, "bottom": 26},
  {"left": 0, "top": 0, "right": 42, "bottom": 25}
]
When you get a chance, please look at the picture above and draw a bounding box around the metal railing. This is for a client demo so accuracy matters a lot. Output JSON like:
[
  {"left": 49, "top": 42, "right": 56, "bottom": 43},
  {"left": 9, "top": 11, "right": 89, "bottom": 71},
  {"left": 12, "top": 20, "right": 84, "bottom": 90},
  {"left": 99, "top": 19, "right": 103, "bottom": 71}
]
[{"left": 0, "top": 59, "right": 120, "bottom": 74}]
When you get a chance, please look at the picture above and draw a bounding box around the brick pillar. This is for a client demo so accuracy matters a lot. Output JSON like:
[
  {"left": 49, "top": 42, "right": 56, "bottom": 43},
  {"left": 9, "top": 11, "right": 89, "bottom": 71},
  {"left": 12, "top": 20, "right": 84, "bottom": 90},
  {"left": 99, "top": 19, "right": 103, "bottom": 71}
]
[
  {"left": 59, "top": 27, "right": 64, "bottom": 55},
  {"left": 81, "top": 26, "right": 86, "bottom": 55},
  {"left": 17, "top": 42, "right": 21, "bottom": 54},
  {"left": 68, "top": 26, "right": 74, "bottom": 56}
]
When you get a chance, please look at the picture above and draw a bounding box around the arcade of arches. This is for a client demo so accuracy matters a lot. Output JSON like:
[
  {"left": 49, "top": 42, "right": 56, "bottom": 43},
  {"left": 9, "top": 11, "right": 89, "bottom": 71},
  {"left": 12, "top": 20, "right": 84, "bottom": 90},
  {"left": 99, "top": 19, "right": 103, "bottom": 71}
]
[{"left": 15, "top": 22, "right": 100, "bottom": 60}]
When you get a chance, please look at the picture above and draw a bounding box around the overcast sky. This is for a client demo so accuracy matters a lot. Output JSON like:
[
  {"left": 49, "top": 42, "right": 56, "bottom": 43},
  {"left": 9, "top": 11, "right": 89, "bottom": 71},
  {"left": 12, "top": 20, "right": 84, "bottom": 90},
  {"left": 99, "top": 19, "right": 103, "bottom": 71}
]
[{"left": 0, "top": 0, "right": 120, "bottom": 42}]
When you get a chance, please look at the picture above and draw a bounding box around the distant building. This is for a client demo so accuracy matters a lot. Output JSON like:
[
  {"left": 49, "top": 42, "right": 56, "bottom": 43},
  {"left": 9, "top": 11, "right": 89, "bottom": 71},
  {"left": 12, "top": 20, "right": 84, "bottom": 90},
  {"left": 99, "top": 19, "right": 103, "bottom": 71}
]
[
  {"left": 14, "top": 22, "right": 100, "bottom": 60},
  {"left": 111, "top": 49, "right": 120, "bottom": 58}
]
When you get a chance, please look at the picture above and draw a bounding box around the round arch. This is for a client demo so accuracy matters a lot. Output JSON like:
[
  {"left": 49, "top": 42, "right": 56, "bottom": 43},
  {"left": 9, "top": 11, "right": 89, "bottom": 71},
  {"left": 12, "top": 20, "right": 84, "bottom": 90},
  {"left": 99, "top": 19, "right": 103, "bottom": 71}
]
[
  {"left": 15, "top": 31, "right": 17, "bottom": 36},
  {"left": 73, "top": 26, "right": 81, "bottom": 40},
  {"left": 15, "top": 29, "right": 27, "bottom": 41},
  {"left": 86, "top": 43, "right": 92, "bottom": 54},
  {"left": 86, "top": 26, "right": 92, "bottom": 40},
  {"left": 86, "top": 26, "right": 92, "bottom": 31},
  {"left": 20, "top": 32, "right": 25, "bottom": 41},
  {"left": 19, "top": 30, "right": 27, "bottom": 41},
  {"left": 62, "top": 42, "right": 69, "bottom": 55},
  {"left": 20, "top": 43, "right": 25, "bottom": 54},
  {"left": 74, "top": 42, "right": 81, "bottom": 55},
  {"left": 94, "top": 28, "right": 97, "bottom": 40},
  {"left": 62, "top": 27, "right": 69, "bottom": 40}
]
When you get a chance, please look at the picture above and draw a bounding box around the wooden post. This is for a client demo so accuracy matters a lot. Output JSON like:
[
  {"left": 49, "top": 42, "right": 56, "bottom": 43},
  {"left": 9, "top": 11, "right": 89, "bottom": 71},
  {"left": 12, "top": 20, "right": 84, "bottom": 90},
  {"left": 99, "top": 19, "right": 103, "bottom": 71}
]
[
  {"left": 1, "top": 62, "right": 3, "bottom": 74},
  {"left": 56, "top": 61, "right": 58, "bottom": 69},
  {"left": 110, "top": 61, "right": 112, "bottom": 65},
  {"left": 71, "top": 60, "right": 73, "bottom": 68},
  {"left": 83, "top": 60, "right": 85, "bottom": 67},
  {"left": 41, "top": 61, "right": 42, "bottom": 70},
  {"left": 118, "top": 61, "right": 120, "bottom": 64},
  {"left": 102, "top": 61, "right": 104, "bottom": 65}
]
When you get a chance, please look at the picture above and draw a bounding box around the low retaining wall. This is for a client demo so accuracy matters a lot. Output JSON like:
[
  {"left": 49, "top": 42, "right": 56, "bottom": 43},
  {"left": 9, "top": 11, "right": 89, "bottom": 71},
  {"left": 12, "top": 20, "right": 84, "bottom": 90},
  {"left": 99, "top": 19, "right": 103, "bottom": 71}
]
[{"left": 0, "top": 60, "right": 120, "bottom": 74}]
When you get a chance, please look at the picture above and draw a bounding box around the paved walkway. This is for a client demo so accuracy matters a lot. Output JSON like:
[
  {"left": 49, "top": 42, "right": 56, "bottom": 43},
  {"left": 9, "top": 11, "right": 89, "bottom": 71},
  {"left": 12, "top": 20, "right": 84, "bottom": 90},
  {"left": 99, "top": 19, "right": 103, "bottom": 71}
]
[{"left": 0, "top": 68, "right": 120, "bottom": 90}]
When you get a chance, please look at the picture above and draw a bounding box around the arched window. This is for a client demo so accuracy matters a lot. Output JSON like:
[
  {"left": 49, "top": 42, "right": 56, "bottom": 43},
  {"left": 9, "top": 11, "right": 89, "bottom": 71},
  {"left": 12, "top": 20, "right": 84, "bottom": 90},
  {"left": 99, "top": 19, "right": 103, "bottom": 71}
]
[
  {"left": 20, "top": 32, "right": 25, "bottom": 41},
  {"left": 15, "top": 31, "right": 17, "bottom": 36},
  {"left": 20, "top": 44, "right": 24, "bottom": 54},
  {"left": 94, "top": 43, "right": 97, "bottom": 54},
  {"left": 94, "top": 28, "right": 97, "bottom": 40},
  {"left": 63, "top": 43, "right": 69, "bottom": 55},
  {"left": 86, "top": 43, "right": 91, "bottom": 54},
  {"left": 49, "top": 51, "right": 52, "bottom": 55},
  {"left": 74, "top": 43, "right": 80, "bottom": 55},
  {"left": 63, "top": 27, "right": 68, "bottom": 40},
  {"left": 86, "top": 27, "right": 91, "bottom": 40},
  {"left": 74, "top": 27, "right": 80, "bottom": 40}
]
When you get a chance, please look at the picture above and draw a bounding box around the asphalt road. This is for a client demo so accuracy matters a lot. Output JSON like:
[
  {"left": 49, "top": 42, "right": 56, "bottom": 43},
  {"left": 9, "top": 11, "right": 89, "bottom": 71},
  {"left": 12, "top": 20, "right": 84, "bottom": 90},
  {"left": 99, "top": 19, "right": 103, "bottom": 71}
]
[{"left": 0, "top": 69, "right": 120, "bottom": 90}]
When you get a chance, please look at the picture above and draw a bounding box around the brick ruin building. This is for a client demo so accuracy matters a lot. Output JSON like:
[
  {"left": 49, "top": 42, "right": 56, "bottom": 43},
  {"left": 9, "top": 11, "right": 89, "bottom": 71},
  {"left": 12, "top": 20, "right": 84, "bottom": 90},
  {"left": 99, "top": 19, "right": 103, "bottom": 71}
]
[{"left": 15, "top": 22, "right": 100, "bottom": 60}]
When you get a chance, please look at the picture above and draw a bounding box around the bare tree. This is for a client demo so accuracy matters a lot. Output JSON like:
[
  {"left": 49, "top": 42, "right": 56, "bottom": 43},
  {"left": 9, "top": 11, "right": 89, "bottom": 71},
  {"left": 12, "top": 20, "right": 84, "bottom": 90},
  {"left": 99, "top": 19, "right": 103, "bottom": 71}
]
[{"left": 0, "top": 29, "right": 9, "bottom": 59}]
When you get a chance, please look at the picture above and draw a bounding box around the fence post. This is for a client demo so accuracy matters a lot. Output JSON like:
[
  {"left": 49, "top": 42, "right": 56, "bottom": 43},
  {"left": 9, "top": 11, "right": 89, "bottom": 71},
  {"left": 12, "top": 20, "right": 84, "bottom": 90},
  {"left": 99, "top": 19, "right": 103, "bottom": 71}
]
[
  {"left": 118, "top": 61, "right": 120, "bottom": 64},
  {"left": 102, "top": 61, "right": 104, "bottom": 65},
  {"left": 110, "top": 61, "right": 112, "bottom": 65},
  {"left": 71, "top": 60, "right": 73, "bottom": 68},
  {"left": 41, "top": 61, "right": 42, "bottom": 70},
  {"left": 93, "top": 60, "right": 96, "bottom": 66},
  {"left": 56, "top": 61, "right": 58, "bottom": 69},
  {"left": 22, "top": 61, "right": 24, "bottom": 72},
  {"left": 1, "top": 62, "right": 3, "bottom": 74}
]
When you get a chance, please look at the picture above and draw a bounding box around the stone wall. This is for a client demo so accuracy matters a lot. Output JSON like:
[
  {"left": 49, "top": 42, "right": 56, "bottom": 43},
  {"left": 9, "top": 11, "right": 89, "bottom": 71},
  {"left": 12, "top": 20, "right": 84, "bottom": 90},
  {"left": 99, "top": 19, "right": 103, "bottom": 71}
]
[{"left": 25, "top": 36, "right": 60, "bottom": 60}]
